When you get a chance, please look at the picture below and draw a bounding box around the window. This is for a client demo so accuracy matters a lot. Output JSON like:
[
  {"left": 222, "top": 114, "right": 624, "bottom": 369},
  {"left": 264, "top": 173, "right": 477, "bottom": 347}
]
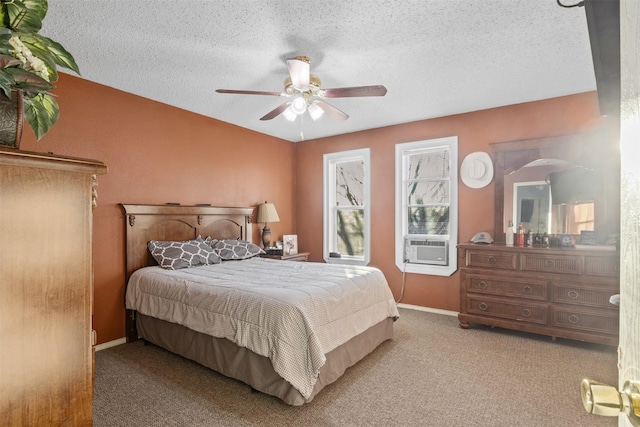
[
  {"left": 323, "top": 149, "right": 370, "bottom": 265},
  {"left": 395, "top": 137, "right": 458, "bottom": 276}
]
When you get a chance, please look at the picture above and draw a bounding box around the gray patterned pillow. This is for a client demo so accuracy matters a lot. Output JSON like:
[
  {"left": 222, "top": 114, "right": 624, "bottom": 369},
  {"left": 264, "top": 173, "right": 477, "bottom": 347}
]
[
  {"left": 148, "top": 239, "right": 221, "bottom": 270},
  {"left": 210, "top": 239, "right": 264, "bottom": 260}
]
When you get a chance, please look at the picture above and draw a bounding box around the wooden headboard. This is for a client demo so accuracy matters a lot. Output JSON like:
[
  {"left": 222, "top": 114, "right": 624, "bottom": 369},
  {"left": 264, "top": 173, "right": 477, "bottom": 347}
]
[{"left": 121, "top": 204, "right": 254, "bottom": 341}]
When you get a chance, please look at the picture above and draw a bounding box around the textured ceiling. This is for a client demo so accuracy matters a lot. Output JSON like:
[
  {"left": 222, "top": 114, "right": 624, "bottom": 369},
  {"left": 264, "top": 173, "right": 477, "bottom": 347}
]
[{"left": 42, "top": 0, "right": 595, "bottom": 142}]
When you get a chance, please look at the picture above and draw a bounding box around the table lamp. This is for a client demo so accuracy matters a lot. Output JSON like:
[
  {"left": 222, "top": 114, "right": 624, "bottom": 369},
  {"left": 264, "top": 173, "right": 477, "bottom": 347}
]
[{"left": 256, "top": 201, "right": 280, "bottom": 249}]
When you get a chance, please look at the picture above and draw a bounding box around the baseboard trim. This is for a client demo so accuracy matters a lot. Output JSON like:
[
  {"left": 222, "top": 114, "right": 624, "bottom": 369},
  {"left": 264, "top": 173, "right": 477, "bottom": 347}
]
[
  {"left": 95, "top": 337, "right": 126, "bottom": 352},
  {"left": 396, "top": 303, "right": 458, "bottom": 317}
]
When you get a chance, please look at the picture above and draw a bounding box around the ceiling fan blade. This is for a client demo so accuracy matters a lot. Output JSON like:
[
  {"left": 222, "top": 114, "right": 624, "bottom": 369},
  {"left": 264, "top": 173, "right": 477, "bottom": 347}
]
[
  {"left": 321, "top": 85, "right": 387, "bottom": 98},
  {"left": 216, "top": 89, "right": 284, "bottom": 96},
  {"left": 286, "top": 57, "right": 310, "bottom": 90},
  {"left": 315, "top": 100, "right": 349, "bottom": 121},
  {"left": 260, "top": 102, "right": 291, "bottom": 121}
]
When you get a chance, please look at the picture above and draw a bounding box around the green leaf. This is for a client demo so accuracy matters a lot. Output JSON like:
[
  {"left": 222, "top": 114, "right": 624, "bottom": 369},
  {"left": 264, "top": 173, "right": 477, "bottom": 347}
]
[
  {"left": 41, "top": 36, "right": 79, "bottom": 75},
  {"left": 22, "top": 0, "right": 47, "bottom": 21},
  {"left": 20, "top": 33, "right": 81, "bottom": 79},
  {"left": 0, "top": 5, "right": 6, "bottom": 28},
  {"left": 0, "top": 70, "right": 14, "bottom": 96},
  {"left": 24, "top": 91, "right": 58, "bottom": 140},
  {"left": 5, "top": 67, "right": 54, "bottom": 93},
  {"left": 0, "top": 52, "right": 21, "bottom": 68},
  {"left": 18, "top": 33, "right": 59, "bottom": 79},
  {"left": 5, "top": 0, "right": 43, "bottom": 33},
  {"left": 0, "top": 33, "right": 12, "bottom": 57}
]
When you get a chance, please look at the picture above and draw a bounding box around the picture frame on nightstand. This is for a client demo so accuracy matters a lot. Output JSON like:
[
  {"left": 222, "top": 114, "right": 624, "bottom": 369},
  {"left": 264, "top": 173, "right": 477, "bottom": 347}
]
[{"left": 283, "top": 235, "right": 298, "bottom": 255}]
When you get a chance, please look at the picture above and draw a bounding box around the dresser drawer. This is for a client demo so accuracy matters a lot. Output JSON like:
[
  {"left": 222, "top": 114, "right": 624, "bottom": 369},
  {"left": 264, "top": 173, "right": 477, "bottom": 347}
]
[
  {"left": 464, "top": 250, "right": 517, "bottom": 270},
  {"left": 464, "top": 273, "right": 547, "bottom": 301},
  {"left": 466, "top": 296, "right": 548, "bottom": 325},
  {"left": 584, "top": 255, "right": 619, "bottom": 278},
  {"left": 552, "top": 307, "right": 619, "bottom": 335},
  {"left": 520, "top": 253, "right": 582, "bottom": 275},
  {"left": 552, "top": 284, "right": 619, "bottom": 309}
]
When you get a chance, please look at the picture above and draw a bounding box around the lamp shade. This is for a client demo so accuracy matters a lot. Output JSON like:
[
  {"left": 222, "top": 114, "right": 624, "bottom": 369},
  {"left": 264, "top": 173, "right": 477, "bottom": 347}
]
[
  {"left": 282, "top": 106, "right": 297, "bottom": 122},
  {"left": 308, "top": 101, "right": 324, "bottom": 121},
  {"left": 291, "top": 97, "right": 307, "bottom": 115},
  {"left": 257, "top": 202, "right": 280, "bottom": 223}
]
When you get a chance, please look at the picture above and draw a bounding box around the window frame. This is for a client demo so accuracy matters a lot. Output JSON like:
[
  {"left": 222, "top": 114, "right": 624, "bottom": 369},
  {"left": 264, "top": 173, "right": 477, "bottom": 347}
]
[
  {"left": 323, "top": 148, "right": 371, "bottom": 265},
  {"left": 395, "top": 137, "right": 458, "bottom": 276}
]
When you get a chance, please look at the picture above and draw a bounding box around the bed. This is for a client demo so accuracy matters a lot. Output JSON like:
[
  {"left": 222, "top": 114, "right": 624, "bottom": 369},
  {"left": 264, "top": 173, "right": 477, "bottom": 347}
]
[{"left": 122, "top": 204, "right": 399, "bottom": 405}]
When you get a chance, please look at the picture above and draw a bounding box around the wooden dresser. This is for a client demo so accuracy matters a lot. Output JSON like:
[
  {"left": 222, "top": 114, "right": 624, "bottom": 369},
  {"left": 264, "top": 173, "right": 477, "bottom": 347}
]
[
  {"left": 0, "top": 148, "right": 107, "bottom": 425},
  {"left": 458, "top": 243, "right": 619, "bottom": 346}
]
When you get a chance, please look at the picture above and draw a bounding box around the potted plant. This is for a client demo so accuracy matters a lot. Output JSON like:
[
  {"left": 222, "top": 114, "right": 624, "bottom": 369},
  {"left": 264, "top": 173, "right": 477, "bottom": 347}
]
[{"left": 0, "top": 0, "right": 79, "bottom": 143}]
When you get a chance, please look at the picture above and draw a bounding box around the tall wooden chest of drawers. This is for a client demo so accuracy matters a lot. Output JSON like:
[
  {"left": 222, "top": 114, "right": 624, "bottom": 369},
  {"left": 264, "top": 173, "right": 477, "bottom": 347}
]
[
  {"left": 0, "top": 148, "right": 107, "bottom": 425},
  {"left": 458, "top": 243, "right": 619, "bottom": 345}
]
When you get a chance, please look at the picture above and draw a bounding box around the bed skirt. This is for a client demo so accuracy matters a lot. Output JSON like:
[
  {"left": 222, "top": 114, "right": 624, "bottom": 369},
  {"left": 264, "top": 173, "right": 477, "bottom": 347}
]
[{"left": 136, "top": 313, "right": 394, "bottom": 405}]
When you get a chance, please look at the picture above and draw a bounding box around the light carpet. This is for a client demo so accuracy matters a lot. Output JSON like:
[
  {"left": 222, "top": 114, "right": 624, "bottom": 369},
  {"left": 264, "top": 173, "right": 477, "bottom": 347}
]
[{"left": 93, "top": 308, "right": 617, "bottom": 426}]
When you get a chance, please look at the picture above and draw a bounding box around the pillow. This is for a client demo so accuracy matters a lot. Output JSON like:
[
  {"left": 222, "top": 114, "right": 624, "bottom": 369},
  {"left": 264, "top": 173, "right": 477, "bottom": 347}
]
[
  {"left": 203, "top": 236, "right": 217, "bottom": 246},
  {"left": 210, "top": 239, "right": 264, "bottom": 260},
  {"left": 148, "top": 239, "right": 221, "bottom": 270}
]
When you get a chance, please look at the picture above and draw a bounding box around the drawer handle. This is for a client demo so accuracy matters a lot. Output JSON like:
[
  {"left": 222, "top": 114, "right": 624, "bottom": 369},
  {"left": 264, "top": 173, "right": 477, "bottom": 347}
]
[
  {"left": 521, "top": 308, "right": 531, "bottom": 317},
  {"left": 568, "top": 314, "right": 580, "bottom": 324},
  {"left": 478, "top": 281, "right": 488, "bottom": 289},
  {"left": 478, "top": 302, "right": 488, "bottom": 311},
  {"left": 523, "top": 285, "right": 533, "bottom": 294},
  {"left": 545, "top": 260, "right": 556, "bottom": 268},
  {"left": 487, "top": 256, "right": 497, "bottom": 264},
  {"left": 567, "top": 290, "right": 579, "bottom": 299}
]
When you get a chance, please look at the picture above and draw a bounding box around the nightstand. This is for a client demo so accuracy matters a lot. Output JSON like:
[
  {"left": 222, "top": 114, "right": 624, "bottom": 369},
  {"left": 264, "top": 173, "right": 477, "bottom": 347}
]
[{"left": 260, "top": 252, "right": 309, "bottom": 262}]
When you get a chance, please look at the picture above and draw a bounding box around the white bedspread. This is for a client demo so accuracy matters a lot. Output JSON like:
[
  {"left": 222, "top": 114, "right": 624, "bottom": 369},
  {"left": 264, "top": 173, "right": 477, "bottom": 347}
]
[{"left": 125, "top": 258, "right": 399, "bottom": 399}]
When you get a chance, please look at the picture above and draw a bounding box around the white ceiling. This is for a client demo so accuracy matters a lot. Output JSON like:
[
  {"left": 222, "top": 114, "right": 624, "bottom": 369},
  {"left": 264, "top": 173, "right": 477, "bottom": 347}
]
[{"left": 42, "top": 0, "right": 595, "bottom": 142}]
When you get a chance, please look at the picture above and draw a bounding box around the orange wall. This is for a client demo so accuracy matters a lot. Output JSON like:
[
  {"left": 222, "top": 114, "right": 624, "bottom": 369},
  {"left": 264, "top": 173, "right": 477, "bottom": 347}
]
[
  {"left": 19, "top": 75, "right": 295, "bottom": 344},
  {"left": 294, "top": 92, "right": 606, "bottom": 312}
]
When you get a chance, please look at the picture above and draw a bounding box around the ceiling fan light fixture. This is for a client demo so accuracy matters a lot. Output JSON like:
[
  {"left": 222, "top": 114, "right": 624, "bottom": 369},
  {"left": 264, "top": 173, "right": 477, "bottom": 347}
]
[
  {"left": 282, "top": 106, "right": 297, "bottom": 122},
  {"left": 216, "top": 55, "right": 387, "bottom": 124},
  {"left": 308, "top": 101, "right": 324, "bottom": 121},
  {"left": 291, "top": 97, "right": 307, "bottom": 115}
]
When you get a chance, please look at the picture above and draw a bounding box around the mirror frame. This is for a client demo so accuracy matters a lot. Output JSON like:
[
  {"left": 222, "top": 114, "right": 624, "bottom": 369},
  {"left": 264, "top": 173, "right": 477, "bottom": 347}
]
[{"left": 491, "top": 132, "right": 619, "bottom": 244}]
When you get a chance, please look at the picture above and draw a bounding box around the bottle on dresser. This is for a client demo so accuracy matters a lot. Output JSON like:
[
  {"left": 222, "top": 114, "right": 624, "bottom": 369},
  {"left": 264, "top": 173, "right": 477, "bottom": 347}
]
[
  {"left": 506, "top": 220, "right": 514, "bottom": 246},
  {"left": 516, "top": 222, "right": 525, "bottom": 247}
]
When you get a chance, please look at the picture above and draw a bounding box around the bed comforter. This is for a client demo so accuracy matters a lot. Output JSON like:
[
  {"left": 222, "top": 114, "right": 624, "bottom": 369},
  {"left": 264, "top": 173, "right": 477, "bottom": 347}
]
[{"left": 125, "top": 257, "right": 399, "bottom": 399}]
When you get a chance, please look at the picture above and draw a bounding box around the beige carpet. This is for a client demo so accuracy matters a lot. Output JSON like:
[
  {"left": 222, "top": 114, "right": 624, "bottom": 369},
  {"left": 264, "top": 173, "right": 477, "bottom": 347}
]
[{"left": 93, "top": 308, "right": 617, "bottom": 426}]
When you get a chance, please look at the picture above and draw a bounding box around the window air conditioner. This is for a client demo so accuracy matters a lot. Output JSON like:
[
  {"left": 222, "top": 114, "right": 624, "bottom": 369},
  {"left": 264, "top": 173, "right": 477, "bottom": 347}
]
[{"left": 404, "top": 238, "right": 448, "bottom": 266}]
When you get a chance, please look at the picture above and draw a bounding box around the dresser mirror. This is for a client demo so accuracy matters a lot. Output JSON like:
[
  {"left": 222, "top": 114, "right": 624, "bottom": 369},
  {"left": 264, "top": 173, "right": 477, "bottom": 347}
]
[
  {"left": 508, "top": 159, "right": 596, "bottom": 235},
  {"left": 492, "top": 131, "right": 619, "bottom": 244}
]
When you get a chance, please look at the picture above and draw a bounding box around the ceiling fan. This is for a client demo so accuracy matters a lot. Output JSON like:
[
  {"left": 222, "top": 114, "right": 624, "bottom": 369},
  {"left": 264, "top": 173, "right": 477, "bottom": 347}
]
[{"left": 216, "top": 56, "right": 387, "bottom": 122}]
